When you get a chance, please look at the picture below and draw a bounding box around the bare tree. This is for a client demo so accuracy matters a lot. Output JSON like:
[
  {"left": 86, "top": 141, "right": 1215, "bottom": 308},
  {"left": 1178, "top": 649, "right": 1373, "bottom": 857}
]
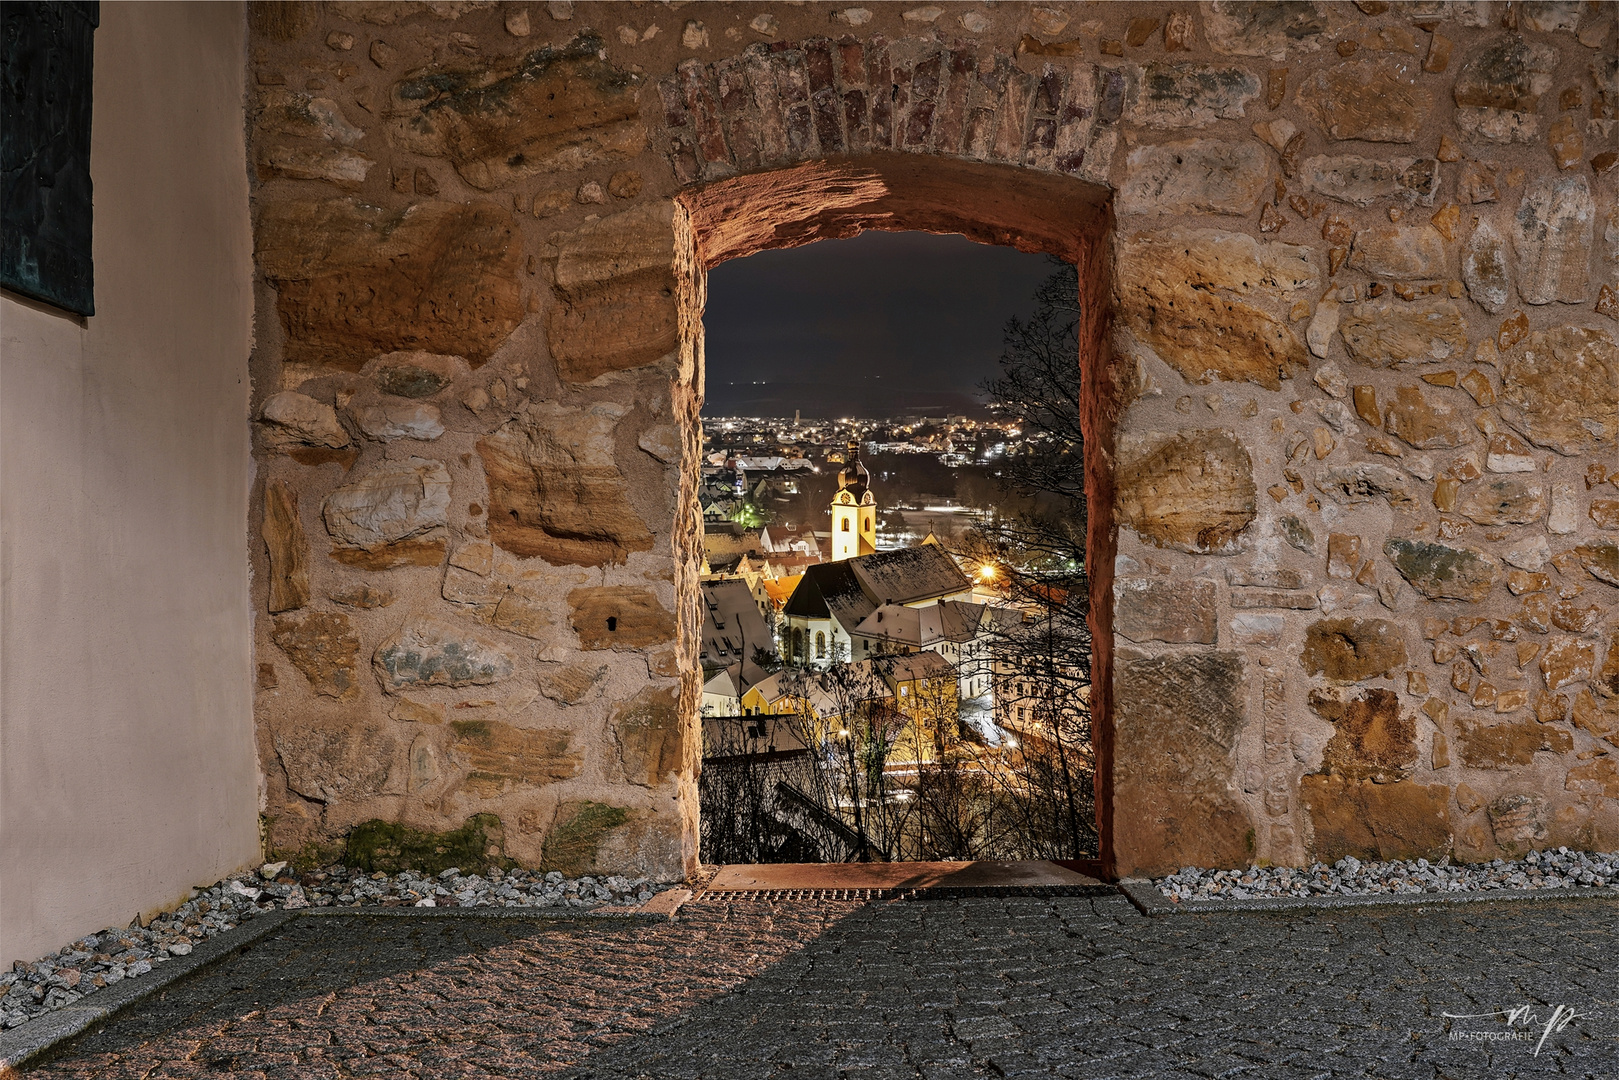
[
  {"left": 972, "top": 257, "right": 1098, "bottom": 859},
  {"left": 779, "top": 649, "right": 914, "bottom": 862},
  {"left": 980, "top": 258, "right": 1088, "bottom": 577}
]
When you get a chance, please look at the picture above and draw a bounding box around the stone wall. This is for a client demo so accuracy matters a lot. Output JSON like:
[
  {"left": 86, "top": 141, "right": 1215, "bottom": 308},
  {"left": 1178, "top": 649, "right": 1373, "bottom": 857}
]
[
  {"left": 245, "top": 0, "right": 1616, "bottom": 880},
  {"left": 1103, "top": 0, "right": 1617, "bottom": 876}
]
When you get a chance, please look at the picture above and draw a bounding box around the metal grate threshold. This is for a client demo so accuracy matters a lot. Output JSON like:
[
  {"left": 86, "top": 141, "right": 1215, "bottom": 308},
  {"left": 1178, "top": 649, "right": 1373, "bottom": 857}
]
[{"left": 698, "top": 883, "right": 1116, "bottom": 903}]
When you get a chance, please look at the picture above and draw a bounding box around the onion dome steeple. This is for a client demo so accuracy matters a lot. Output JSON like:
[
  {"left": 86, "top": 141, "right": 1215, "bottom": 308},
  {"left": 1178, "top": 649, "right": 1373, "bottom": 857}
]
[{"left": 837, "top": 441, "right": 871, "bottom": 503}]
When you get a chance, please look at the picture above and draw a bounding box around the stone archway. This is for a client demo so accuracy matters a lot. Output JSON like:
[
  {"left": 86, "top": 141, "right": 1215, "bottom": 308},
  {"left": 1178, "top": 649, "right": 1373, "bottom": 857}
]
[
  {"left": 671, "top": 153, "right": 1119, "bottom": 873},
  {"left": 247, "top": 3, "right": 1619, "bottom": 888}
]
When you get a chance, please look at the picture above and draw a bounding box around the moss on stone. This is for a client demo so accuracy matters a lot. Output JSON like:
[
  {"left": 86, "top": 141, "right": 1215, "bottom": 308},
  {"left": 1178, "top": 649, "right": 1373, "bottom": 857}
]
[
  {"left": 541, "top": 801, "right": 630, "bottom": 877},
  {"left": 261, "top": 814, "right": 345, "bottom": 871},
  {"left": 343, "top": 814, "right": 513, "bottom": 875}
]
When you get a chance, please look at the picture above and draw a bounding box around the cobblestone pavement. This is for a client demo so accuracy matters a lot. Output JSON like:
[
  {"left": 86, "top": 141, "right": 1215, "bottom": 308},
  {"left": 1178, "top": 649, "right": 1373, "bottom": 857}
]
[{"left": 22, "top": 894, "right": 1618, "bottom": 1079}]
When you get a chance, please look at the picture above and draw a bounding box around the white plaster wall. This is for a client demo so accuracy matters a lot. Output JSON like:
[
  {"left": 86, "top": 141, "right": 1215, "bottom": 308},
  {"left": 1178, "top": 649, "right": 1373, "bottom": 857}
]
[{"left": 1, "top": 2, "right": 257, "bottom": 965}]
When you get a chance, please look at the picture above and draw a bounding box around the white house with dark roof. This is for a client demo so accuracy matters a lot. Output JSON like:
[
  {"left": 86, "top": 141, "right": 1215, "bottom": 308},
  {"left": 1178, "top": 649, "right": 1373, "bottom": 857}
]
[
  {"left": 781, "top": 544, "right": 972, "bottom": 668},
  {"left": 850, "top": 598, "right": 998, "bottom": 698}
]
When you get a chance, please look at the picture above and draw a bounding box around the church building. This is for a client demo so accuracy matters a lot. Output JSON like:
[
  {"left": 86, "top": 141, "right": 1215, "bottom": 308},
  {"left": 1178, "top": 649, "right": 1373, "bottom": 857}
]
[{"left": 829, "top": 442, "right": 877, "bottom": 562}]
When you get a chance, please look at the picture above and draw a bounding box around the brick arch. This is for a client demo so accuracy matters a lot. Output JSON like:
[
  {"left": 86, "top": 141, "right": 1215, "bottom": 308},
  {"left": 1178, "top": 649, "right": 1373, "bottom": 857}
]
[
  {"left": 670, "top": 149, "right": 1122, "bottom": 875},
  {"left": 655, "top": 36, "right": 1123, "bottom": 191}
]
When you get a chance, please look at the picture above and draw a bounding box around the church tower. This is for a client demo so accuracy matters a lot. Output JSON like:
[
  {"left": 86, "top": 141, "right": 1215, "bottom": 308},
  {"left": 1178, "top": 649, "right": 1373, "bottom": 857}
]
[{"left": 830, "top": 441, "right": 877, "bottom": 561}]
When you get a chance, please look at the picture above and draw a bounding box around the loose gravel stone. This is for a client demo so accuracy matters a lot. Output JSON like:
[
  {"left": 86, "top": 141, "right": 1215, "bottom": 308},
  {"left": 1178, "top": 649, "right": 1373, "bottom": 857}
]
[
  {"left": 1155, "top": 848, "right": 1618, "bottom": 902},
  {"left": 2, "top": 862, "right": 669, "bottom": 1032}
]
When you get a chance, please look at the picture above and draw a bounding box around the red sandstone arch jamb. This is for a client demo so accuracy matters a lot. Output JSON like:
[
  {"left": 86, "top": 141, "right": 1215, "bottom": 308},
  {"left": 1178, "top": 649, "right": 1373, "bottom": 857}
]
[{"left": 674, "top": 154, "right": 1120, "bottom": 878}]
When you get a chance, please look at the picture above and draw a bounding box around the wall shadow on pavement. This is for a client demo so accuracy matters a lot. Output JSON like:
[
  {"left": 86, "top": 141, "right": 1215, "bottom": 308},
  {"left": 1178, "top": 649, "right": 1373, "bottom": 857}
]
[
  {"left": 24, "top": 906, "right": 867, "bottom": 1078},
  {"left": 28, "top": 898, "right": 1619, "bottom": 1079}
]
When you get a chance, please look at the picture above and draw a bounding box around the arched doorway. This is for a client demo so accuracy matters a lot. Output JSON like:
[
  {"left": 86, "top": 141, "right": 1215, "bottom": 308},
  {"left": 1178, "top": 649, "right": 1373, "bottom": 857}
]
[{"left": 673, "top": 154, "right": 1118, "bottom": 875}]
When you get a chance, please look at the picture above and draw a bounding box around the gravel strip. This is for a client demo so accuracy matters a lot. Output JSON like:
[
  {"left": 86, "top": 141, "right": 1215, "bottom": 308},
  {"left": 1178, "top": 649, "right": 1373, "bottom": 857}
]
[
  {"left": 1, "top": 862, "right": 671, "bottom": 1032},
  {"left": 1155, "top": 847, "right": 1619, "bottom": 903}
]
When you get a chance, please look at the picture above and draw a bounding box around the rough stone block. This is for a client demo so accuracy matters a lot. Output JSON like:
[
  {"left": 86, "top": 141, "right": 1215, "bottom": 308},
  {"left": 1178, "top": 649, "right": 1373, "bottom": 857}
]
[
  {"left": 1226, "top": 568, "right": 1307, "bottom": 589},
  {"left": 1114, "top": 652, "right": 1253, "bottom": 876},
  {"left": 1134, "top": 62, "right": 1261, "bottom": 128},
  {"left": 1486, "top": 793, "right": 1548, "bottom": 856},
  {"left": 1203, "top": 1, "right": 1327, "bottom": 60},
  {"left": 258, "top": 391, "right": 350, "bottom": 451},
  {"left": 1314, "top": 463, "right": 1413, "bottom": 508},
  {"left": 1571, "top": 542, "right": 1619, "bottom": 587},
  {"left": 1457, "top": 477, "right": 1546, "bottom": 526},
  {"left": 1296, "top": 59, "right": 1432, "bottom": 143},
  {"left": 1310, "top": 687, "right": 1416, "bottom": 782},
  {"left": 272, "top": 610, "right": 360, "bottom": 699},
  {"left": 1230, "top": 589, "right": 1317, "bottom": 609},
  {"left": 1566, "top": 757, "right": 1619, "bottom": 799},
  {"left": 1300, "top": 155, "right": 1437, "bottom": 207},
  {"left": 449, "top": 720, "right": 582, "bottom": 797},
  {"left": 1229, "top": 613, "right": 1284, "bottom": 646},
  {"left": 1301, "top": 617, "right": 1407, "bottom": 682},
  {"left": 569, "top": 586, "right": 677, "bottom": 650},
  {"left": 1540, "top": 636, "right": 1597, "bottom": 692},
  {"left": 1116, "top": 139, "right": 1271, "bottom": 217},
  {"left": 1115, "top": 430, "right": 1256, "bottom": 554},
  {"left": 1384, "top": 538, "right": 1499, "bottom": 601},
  {"left": 373, "top": 617, "right": 517, "bottom": 693},
  {"left": 1300, "top": 775, "right": 1452, "bottom": 862},
  {"left": 491, "top": 582, "right": 558, "bottom": 641},
  {"left": 386, "top": 34, "right": 644, "bottom": 189},
  {"left": 1453, "top": 36, "right": 1556, "bottom": 143},
  {"left": 1115, "top": 577, "right": 1217, "bottom": 644},
  {"left": 256, "top": 199, "right": 524, "bottom": 368},
  {"left": 1513, "top": 176, "right": 1595, "bottom": 305},
  {"left": 538, "top": 661, "right": 607, "bottom": 705},
  {"left": 1497, "top": 326, "right": 1617, "bottom": 456},
  {"left": 1457, "top": 716, "right": 1573, "bottom": 768},
  {"left": 322, "top": 458, "right": 451, "bottom": 569},
  {"left": 257, "top": 144, "right": 373, "bottom": 187},
  {"left": 1347, "top": 225, "right": 1447, "bottom": 279},
  {"left": 611, "top": 686, "right": 686, "bottom": 786},
  {"left": 545, "top": 202, "right": 683, "bottom": 383},
  {"left": 542, "top": 800, "right": 633, "bottom": 875},
  {"left": 352, "top": 401, "right": 444, "bottom": 442},
  {"left": 1383, "top": 384, "right": 1470, "bottom": 449},
  {"left": 1116, "top": 228, "right": 1313, "bottom": 388},
  {"left": 273, "top": 713, "right": 401, "bottom": 806},
  {"left": 477, "top": 403, "right": 654, "bottom": 567},
  {"left": 262, "top": 480, "right": 311, "bottom": 614}
]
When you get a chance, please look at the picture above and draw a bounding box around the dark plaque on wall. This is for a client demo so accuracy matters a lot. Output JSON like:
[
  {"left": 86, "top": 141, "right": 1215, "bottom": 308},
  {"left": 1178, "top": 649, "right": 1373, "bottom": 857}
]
[{"left": 2, "top": 2, "right": 98, "bottom": 316}]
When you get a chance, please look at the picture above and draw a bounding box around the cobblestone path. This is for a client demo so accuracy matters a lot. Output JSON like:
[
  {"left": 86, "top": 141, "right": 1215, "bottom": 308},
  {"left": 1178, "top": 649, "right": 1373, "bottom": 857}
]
[{"left": 23, "top": 894, "right": 1619, "bottom": 1079}]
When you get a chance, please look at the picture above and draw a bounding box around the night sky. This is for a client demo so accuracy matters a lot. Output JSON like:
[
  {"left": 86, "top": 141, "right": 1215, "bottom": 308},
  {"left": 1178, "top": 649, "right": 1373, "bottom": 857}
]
[{"left": 702, "top": 231, "right": 1059, "bottom": 419}]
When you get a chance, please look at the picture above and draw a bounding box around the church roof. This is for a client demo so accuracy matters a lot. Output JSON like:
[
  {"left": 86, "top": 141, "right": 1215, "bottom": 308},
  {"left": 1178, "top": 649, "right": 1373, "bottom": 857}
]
[
  {"left": 783, "top": 545, "right": 971, "bottom": 633},
  {"left": 850, "top": 545, "right": 971, "bottom": 607},
  {"left": 782, "top": 559, "right": 875, "bottom": 630}
]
